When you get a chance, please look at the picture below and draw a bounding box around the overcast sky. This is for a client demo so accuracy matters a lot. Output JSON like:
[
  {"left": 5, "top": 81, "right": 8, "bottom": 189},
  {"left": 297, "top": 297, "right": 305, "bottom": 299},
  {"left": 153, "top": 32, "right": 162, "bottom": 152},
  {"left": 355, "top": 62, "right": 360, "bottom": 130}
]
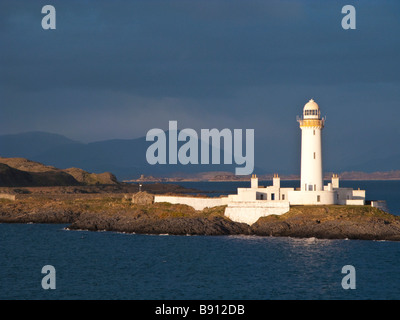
[{"left": 1, "top": 0, "right": 399, "bottom": 172}]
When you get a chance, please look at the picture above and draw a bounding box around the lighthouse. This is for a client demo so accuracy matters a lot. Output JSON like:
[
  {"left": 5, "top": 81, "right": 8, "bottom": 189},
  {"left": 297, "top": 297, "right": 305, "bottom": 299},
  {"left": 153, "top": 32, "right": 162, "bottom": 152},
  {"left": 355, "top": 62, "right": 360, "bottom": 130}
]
[
  {"left": 298, "top": 99, "right": 325, "bottom": 192},
  {"left": 158, "top": 97, "right": 368, "bottom": 225}
]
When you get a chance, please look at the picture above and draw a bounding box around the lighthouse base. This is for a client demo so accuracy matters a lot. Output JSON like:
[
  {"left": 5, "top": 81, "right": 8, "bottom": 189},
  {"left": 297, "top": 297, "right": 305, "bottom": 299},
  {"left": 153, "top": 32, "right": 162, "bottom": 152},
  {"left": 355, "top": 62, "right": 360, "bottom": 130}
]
[{"left": 287, "top": 190, "right": 336, "bottom": 205}]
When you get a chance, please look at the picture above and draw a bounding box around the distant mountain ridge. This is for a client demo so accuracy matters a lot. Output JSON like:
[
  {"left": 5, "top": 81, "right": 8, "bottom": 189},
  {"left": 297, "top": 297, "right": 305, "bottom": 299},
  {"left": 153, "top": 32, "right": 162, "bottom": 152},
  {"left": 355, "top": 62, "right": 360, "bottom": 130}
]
[
  {"left": 0, "top": 131, "right": 80, "bottom": 159},
  {"left": 0, "top": 131, "right": 266, "bottom": 180},
  {"left": 1, "top": 131, "right": 399, "bottom": 180}
]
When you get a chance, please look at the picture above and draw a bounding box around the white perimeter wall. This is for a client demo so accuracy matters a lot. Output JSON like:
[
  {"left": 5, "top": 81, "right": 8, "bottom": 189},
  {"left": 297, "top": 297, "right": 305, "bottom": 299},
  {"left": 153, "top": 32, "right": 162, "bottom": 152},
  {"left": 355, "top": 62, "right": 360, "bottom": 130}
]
[
  {"left": 154, "top": 195, "right": 229, "bottom": 210},
  {"left": 225, "top": 201, "right": 290, "bottom": 225},
  {"left": 0, "top": 193, "right": 16, "bottom": 201},
  {"left": 288, "top": 190, "right": 335, "bottom": 205}
]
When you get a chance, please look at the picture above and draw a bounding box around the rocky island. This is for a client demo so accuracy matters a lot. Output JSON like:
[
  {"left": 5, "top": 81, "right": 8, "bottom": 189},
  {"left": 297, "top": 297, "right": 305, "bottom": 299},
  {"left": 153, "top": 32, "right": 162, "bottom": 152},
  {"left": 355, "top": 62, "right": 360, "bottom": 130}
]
[
  {"left": 1, "top": 192, "right": 400, "bottom": 241},
  {"left": 1, "top": 157, "right": 400, "bottom": 241}
]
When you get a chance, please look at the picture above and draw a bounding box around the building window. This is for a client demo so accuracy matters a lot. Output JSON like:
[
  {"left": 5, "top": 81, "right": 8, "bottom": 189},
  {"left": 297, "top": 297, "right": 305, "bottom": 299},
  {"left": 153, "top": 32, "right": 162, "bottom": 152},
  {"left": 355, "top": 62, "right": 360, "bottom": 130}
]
[
  {"left": 260, "top": 194, "right": 263, "bottom": 200},
  {"left": 282, "top": 194, "right": 285, "bottom": 200},
  {"left": 313, "top": 152, "right": 316, "bottom": 159},
  {"left": 271, "top": 193, "right": 275, "bottom": 201},
  {"left": 308, "top": 185, "right": 313, "bottom": 191},
  {"left": 314, "top": 184, "right": 316, "bottom": 191},
  {"left": 317, "top": 195, "right": 321, "bottom": 202},
  {"left": 306, "top": 110, "right": 317, "bottom": 116},
  {"left": 305, "top": 110, "right": 319, "bottom": 116}
]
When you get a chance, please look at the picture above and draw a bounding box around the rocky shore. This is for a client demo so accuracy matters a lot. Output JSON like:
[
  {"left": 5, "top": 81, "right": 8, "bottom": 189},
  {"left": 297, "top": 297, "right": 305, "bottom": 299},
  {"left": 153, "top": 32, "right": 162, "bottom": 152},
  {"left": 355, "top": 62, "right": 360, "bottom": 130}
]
[
  {"left": 1, "top": 194, "right": 400, "bottom": 240},
  {"left": 251, "top": 205, "right": 400, "bottom": 241}
]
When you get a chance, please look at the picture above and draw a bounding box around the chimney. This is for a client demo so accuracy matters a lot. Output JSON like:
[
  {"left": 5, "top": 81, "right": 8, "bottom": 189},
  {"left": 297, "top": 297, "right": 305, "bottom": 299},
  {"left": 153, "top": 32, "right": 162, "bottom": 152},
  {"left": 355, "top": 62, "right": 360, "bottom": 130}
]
[{"left": 251, "top": 174, "right": 258, "bottom": 188}]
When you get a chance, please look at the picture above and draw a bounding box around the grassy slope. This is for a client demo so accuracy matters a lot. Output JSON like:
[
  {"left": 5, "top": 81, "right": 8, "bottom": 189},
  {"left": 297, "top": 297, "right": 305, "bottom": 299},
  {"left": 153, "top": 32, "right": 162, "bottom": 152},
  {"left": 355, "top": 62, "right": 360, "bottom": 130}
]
[
  {"left": 0, "top": 197, "right": 226, "bottom": 220},
  {"left": 259, "top": 205, "right": 398, "bottom": 223}
]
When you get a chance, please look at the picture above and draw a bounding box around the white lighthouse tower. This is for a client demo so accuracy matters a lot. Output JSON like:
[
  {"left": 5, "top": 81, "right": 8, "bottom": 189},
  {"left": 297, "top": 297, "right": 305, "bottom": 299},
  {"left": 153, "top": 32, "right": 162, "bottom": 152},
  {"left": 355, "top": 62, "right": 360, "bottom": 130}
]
[
  {"left": 298, "top": 99, "right": 325, "bottom": 192},
  {"left": 158, "top": 97, "right": 370, "bottom": 225}
]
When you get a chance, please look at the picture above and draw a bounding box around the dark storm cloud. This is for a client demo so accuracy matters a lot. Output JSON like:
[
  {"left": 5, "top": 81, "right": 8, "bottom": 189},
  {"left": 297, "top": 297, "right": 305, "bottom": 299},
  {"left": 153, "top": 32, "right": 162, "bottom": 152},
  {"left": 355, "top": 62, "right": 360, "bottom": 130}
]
[
  {"left": 1, "top": 0, "right": 400, "bottom": 172},
  {"left": 2, "top": 0, "right": 399, "bottom": 96}
]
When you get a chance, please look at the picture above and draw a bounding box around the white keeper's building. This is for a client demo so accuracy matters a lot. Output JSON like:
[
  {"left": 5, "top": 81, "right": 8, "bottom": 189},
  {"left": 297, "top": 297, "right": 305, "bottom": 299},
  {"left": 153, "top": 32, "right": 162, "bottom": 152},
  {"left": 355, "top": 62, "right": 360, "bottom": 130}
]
[{"left": 154, "top": 99, "right": 369, "bottom": 225}]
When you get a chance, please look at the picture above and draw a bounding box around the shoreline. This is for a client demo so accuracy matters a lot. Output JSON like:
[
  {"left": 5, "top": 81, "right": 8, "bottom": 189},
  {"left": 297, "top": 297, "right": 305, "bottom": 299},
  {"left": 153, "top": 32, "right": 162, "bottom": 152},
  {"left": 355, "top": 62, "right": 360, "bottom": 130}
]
[
  {"left": 3, "top": 221, "right": 398, "bottom": 243},
  {"left": 125, "top": 178, "right": 400, "bottom": 183},
  {"left": 1, "top": 193, "right": 400, "bottom": 241}
]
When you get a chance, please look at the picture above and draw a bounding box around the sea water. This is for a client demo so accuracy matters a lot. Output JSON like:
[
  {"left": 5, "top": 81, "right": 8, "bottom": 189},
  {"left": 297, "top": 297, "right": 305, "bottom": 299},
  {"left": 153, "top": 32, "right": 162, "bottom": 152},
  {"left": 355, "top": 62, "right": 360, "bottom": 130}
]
[{"left": 0, "top": 181, "right": 399, "bottom": 300}]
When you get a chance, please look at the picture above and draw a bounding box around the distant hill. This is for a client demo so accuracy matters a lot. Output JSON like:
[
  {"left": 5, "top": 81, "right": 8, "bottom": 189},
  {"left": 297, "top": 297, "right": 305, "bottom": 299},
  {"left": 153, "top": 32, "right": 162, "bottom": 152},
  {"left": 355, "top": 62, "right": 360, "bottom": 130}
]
[
  {"left": 0, "top": 131, "right": 80, "bottom": 159},
  {"left": 0, "top": 157, "right": 60, "bottom": 173},
  {"left": 0, "top": 131, "right": 266, "bottom": 180},
  {"left": 63, "top": 167, "right": 118, "bottom": 185},
  {"left": 0, "top": 163, "right": 35, "bottom": 187},
  {"left": 0, "top": 157, "right": 118, "bottom": 187},
  {"left": 0, "top": 162, "right": 80, "bottom": 187},
  {"left": 128, "top": 170, "right": 400, "bottom": 182},
  {"left": 343, "top": 153, "right": 400, "bottom": 173},
  {"left": 1, "top": 131, "right": 400, "bottom": 180},
  {"left": 335, "top": 170, "right": 400, "bottom": 180}
]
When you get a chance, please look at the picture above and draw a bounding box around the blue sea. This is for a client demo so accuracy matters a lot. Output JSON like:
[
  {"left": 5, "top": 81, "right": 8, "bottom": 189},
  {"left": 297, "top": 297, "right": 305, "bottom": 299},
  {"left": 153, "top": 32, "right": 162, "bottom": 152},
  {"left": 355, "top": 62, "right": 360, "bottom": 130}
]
[{"left": 1, "top": 180, "right": 400, "bottom": 300}]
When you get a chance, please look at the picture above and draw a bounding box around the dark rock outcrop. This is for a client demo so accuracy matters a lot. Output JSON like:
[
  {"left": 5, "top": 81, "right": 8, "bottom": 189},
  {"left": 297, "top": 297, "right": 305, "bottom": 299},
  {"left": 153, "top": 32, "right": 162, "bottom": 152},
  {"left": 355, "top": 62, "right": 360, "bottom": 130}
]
[
  {"left": 131, "top": 191, "right": 154, "bottom": 205},
  {"left": 0, "top": 197, "right": 250, "bottom": 236},
  {"left": 0, "top": 163, "right": 80, "bottom": 187},
  {"left": 68, "top": 214, "right": 250, "bottom": 236},
  {"left": 251, "top": 206, "right": 400, "bottom": 241}
]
